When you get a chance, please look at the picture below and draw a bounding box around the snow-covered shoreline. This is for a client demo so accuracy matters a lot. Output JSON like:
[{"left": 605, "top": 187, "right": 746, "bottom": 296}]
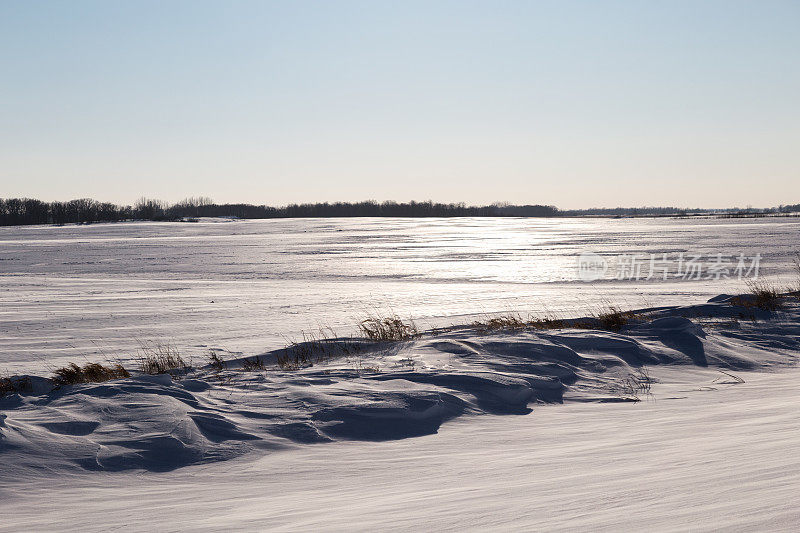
[
  {"left": 2, "top": 294, "right": 798, "bottom": 475},
  {"left": 2, "top": 292, "right": 799, "bottom": 530}
]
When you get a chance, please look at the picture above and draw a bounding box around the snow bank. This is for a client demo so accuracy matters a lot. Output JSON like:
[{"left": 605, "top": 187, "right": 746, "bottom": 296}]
[{"left": 1, "top": 296, "right": 798, "bottom": 476}]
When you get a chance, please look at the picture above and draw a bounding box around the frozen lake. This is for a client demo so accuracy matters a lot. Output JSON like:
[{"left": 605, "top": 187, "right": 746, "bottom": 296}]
[{"left": 1, "top": 216, "right": 798, "bottom": 372}]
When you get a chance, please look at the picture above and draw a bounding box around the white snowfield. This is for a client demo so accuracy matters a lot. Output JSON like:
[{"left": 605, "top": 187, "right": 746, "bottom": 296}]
[
  {"left": 1, "top": 294, "right": 799, "bottom": 531},
  {"left": 3, "top": 216, "right": 799, "bottom": 374}
]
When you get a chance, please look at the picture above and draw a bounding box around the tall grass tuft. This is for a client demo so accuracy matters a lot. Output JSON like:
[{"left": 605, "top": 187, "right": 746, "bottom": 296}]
[
  {"left": 731, "top": 280, "right": 783, "bottom": 311},
  {"left": 277, "top": 329, "right": 363, "bottom": 371},
  {"left": 471, "top": 313, "right": 527, "bottom": 332},
  {"left": 240, "top": 356, "right": 265, "bottom": 371},
  {"left": 51, "top": 362, "right": 130, "bottom": 387},
  {"left": 528, "top": 316, "right": 567, "bottom": 330},
  {"left": 276, "top": 350, "right": 310, "bottom": 371},
  {"left": 594, "top": 307, "right": 637, "bottom": 332},
  {"left": 471, "top": 311, "right": 568, "bottom": 333},
  {"left": 138, "top": 342, "right": 188, "bottom": 375},
  {"left": 207, "top": 351, "right": 227, "bottom": 372},
  {"left": 358, "top": 314, "right": 418, "bottom": 341}
]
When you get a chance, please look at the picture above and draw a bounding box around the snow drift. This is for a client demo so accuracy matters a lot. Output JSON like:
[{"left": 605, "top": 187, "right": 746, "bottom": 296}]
[{"left": 1, "top": 295, "right": 798, "bottom": 476}]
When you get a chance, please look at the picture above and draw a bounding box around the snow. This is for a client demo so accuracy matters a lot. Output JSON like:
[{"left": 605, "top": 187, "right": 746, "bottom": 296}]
[
  {"left": 2, "top": 217, "right": 799, "bottom": 373},
  {"left": 3, "top": 368, "right": 799, "bottom": 531},
  {"left": 1, "top": 218, "right": 799, "bottom": 530},
  {"left": 3, "top": 296, "right": 797, "bottom": 471},
  {"left": 2, "top": 294, "right": 800, "bottom": 530}
]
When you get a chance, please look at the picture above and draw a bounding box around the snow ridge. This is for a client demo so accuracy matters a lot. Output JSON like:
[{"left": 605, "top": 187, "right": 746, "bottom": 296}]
[{"left": 2, "top": 296, "right": 798, "bottom": 475}]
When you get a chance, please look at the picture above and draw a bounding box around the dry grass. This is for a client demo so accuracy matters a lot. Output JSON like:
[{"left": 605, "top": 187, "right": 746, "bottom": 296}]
[
  {"left": 470, "top": 312, "right": 575, "bottom": 333},
  {"left": 207, "top": 351, "right": 227, "bottom": 372},
  {"left": 731, "top": 280, "right": 783, "bottom": 311},
  {"left": 240, "top": 356, "right": 265, "bottom": 371},
  {"left": 277, "top": 330, "right": 363, "bottom": 371},
  {"left": 276, "top": 341, "right": 319, "bottom": 370},
  {"left": 471, "top": 313, "right": 527, "bottom": 332},
  {"left": 748, "top": 280, "right": 782, "bottom": 310},
  {"left": 358, "top": 314, "right": 418, "bottom": 341},
  {"left": 471, "top": 310, "right": 568, "bottom": 333},
  {"left": 611, "top": 367, "right": 653, "bottom": 402},
  {"left": 470, "top": 307, "right": 639, "bottom": 334},
  {"left": 594, "top": 306, "right": 638, "bottom": 332},
  {"left": 528, "top": 316, "right": 567, "bottom": 330},
  {"left": 1, "top": 375, "right": 32, "bottom": 397},
  {"left": 275, "top": 351, "right": 309, "bottom": 371},
  {"left": 138, "top": 342, "right": 188, "bottom": 375},
  {"left": 51, "top": 362, "right": 130, "bottom": 387}
]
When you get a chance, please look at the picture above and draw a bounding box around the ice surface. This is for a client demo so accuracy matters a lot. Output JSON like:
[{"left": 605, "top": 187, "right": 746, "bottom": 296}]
[{"left": 2, "top": 217, "right": 798, "bottom": 372}]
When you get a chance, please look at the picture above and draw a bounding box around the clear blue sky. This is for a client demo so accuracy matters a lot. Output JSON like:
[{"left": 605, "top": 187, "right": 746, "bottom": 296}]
[{"left": 1, "top": 0, "right": 798, "bottom": 208}]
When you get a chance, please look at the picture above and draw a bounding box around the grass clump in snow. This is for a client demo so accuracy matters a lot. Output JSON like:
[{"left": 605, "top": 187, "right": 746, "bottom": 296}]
[
  {"left": 731, "top": 280, "right": 783, "bottom": 311},
  {"left": 471, "top": 312, "right": 566, "bottom": 333},
  {"left": 471, "top": 307, "right": 639, "bottom": 334},
  {"left": 51, "top": 362, "right": 130, "bottom": 387},
  {"left": 277, "top": 329, "right": 363, "bottom": 371},
  {"left": 471, "top": 313, "right": 528, "bottom": 332},
  {"left": 358, "top": 314, "right": 418, "bottom": 341},
  {"left": 138, "top": 342, "right": 188, "bottom": 375},
  {"left": 748, "top": 281, "right": 782, "bottom": 310},
  {"left": 610, "top": 367, "right": 653, "bottom": 402},
  {"left": 277, "top": 333, "right": 328, "bottom": 370},
  {"left": 528, "top": 316, "right": 567, "bottom": 330},
  {"left": 1, "top": 375, "right": 32, "bottom": 397},
  {"left": 240, "top": 356, "right": 265, "bottom": 371},
  {"left": 276, "top": 349, "right": 311, "bottom": 371},
  {"left": 594, "top": 307, "right": 638, "bottom": 332},
  {"left": 207, "top": 351, "right": 227, "bottom": 372}
]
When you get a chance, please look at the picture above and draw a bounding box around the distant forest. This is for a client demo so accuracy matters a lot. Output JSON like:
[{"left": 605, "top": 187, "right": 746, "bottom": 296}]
[{"left": 0, "top": 196, "right": 798, "bottom": 226}]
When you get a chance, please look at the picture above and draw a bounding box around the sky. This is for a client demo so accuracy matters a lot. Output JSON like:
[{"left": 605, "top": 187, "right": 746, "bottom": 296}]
[{"left": 1, "top": 0, "right": 799, "bottom": 209}]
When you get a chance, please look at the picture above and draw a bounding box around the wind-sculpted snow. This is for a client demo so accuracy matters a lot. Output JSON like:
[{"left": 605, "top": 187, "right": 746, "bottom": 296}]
[{"left": 1, "top": 297, "right": 798, "bottom": 474}]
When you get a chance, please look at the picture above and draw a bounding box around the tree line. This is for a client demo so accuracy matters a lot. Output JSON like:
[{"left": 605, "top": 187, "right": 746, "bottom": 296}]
[
  {"left": 1, "top": 197, "right": 797, "bottom": 226},
  {"left": 0, "top": 197, "right": 560, "bottom": 226}
]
